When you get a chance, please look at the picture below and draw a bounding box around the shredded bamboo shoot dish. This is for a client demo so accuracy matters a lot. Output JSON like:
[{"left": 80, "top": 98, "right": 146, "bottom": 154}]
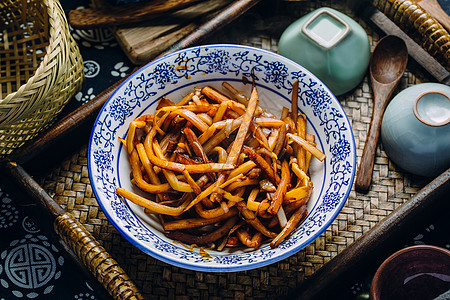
[{"left": 116, "top": 81, "right": 325, "bottom": 250}]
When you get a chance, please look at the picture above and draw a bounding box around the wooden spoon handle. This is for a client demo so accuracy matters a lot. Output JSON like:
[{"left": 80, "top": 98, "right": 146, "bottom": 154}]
[
  {"left": 355, "top": 107, "right": 383, "bottom": 192},
  {"left": 355, "top": 88, "right": 392, "bottom": 192},
  {"left": 68, "top": 0, "right": 201, "bottom": 29}
]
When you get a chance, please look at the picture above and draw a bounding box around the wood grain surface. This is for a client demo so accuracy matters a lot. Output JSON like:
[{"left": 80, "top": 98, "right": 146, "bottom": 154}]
[
  {"left": 68, "top": 0, "right": 201, "bottom": 29},
  {"left": 113, "top": 0, "right": 234, "bottom": 64}
]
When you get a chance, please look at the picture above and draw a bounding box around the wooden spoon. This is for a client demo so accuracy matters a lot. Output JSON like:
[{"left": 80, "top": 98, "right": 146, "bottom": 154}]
[{"left": 355, "top": 35, "right": 408, "bottom": 192}]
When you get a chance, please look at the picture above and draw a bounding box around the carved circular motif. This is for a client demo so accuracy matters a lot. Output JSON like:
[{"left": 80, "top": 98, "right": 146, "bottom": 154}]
[
  {"left": 0, "top": 235, "right": 64, "bottom": 298},
  {"left": 83, "top": 60, "right": 101, "bottom": 78},
  {"left": 22, "top": 217, "right": 40, "bottom": 234},
  {"left": 5, "top": 243, "right": 56, "bottom": 289}
]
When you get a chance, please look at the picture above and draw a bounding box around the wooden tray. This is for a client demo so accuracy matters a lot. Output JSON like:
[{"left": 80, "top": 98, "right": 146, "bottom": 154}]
[{"left": 2, "top": 0, "right": 450, "bottom": 299}]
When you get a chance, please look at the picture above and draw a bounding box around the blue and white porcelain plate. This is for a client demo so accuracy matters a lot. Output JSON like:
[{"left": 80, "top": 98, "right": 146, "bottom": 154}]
[{"left": 88, "top": 44, "right": 356, "bottom": 272}]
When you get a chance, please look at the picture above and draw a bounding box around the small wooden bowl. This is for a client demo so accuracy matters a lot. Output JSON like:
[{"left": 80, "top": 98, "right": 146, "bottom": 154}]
[{"left": 370, "top": 245, "right": 450, "bottom": 300}]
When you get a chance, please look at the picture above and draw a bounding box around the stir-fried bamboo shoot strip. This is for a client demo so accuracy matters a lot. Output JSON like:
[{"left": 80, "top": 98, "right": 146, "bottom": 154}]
[
  {"left": 226, "top": 100, "right": 247, "bottom": 115},
  {"left": 249, "top": 122, "right": 270, "bottom": 149},
  {"left": 287, "top": 133, "right": 326, "bottom": 162},
  {"left": 195, "top": 202, "right": 233, "bottom": 219},
  {"left": 246, "top": 188, "right": 262, "bottom": 211},
  {"left": 227, "top": 160, "right": 257, "bottom": 179},
  {"left": 290, "top": 162, "right": 310, "bottom": 187},
  {"left": 129, "top": 149, "right": 171, "bottom": 193},
  {"left": 203, "top": 118, "right": 242, "bottom": 153},
  {"left": 285, "top": 184, "right": 312, "bottom": 202},
  {"left": 176, "top": 91, "right": 194, "bottom": 106},
  {"left": 222, "top": 81, "right": 249, "bottom": 105},
  {"left": 221, "top": 81, "right": 264, "bottom": 116},
  {"left": 297, "top": 114, "right": 307, "bottom": 171},
  {"left": 211, "top": 86, "right": 259, "bottom": 201},
  {"left": 212, "top": 100, "right": 229, "bottom": 122},
  {"left": 163, "top": 207, "right": 238, "bottom": 231},
  {"left": 197, "top": 113, "right": 213, "bottom": 125},
  {"left": 169, "top": 108, "right": 210, "bottom": 132},
  {"left": 259, "top": 179, "right": 276, "bottom": 192},
  {"left": 183, "top": 174, "right": 245, "bottom": 211},
  {"left": 211, "top": 146, "right": 228, "bottom": 163},
  {"left": 156, "top": 97, "right": 175, "bottom": 110},
  {"left": 144, "top": 128, "right": 233, "bottom": 173},
  {"left": 242, "top": 146, "right": 280, "bottom": 184},
  {"left": 277, "top": 206, "right": 288, "bottom": 228},
  {"left": 136, "top": 143, "right": 162, "bottom": 186},
  {"left": 305, "top": 134, "right": 315, "bottom": 174},
  {"left": 165, "top": 216, "right": 239, "bottom": 245},
  {"left": 270, "top": 204, "right": 307, "bottom": 248},
  {"left": 284, "top": 197, "right": 310, "bottom": 215},
  {"left": 267, "top": 160, "right": 291, "bottom": 215},
  {"left": 236, "top": 229, "right": 263, "bottom": 249},
  {"left": 152, "top": 140, "right": 193, "bottom": 193},
  {"left": 236, "top": 202, "right": 278, "bottom": 238},
  {"left": 183, "top": 127, "right": 217, "bottom": 182},
  {"left": 226, "top": 86, "right": 259, "bottom": 166},
  {"left": 291, "top": 80, "right": 299, "bottom": 124},
  {"left": 273, "top": 123, "right": 287, "bottom": 156},
  {"left": 254, "top": 118, "right": 285, "bottom": 127},
  {"left": 225, "top": 178, "right": 259, "bottom": 192},
  {"left": 183, "top": 127, "right": 210, "bottom": 164},
  {"left": 182, "top": 170, "right": 201, "bottom": 194},
  {"left": 283, "top": 116, "right": 296, "bottom": 134},
  {"left": 135, "top": 143, "right": 166, "bottom": 202},
  {"left": 126, "top": 120, "right": 147, "bottom": 154},
  {"left": 201, "top": 86, "right": 230, "bottom": 104},
  {"left": 116, "top": 187, "right": 190, "bottom": 216}
]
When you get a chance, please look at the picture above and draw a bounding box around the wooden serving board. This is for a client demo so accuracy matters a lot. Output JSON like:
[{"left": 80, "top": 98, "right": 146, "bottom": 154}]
[{"left": 110, "top": 0, "right": 234, "bottom": 65}]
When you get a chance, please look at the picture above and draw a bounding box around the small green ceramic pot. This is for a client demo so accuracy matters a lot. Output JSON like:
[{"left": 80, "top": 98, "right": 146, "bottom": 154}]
[
  {"left": 278, "top": 7, "right": 370, "bottom": 96},
  {"left": 381, "top": 83, "right": 450, "bottom": 177}
]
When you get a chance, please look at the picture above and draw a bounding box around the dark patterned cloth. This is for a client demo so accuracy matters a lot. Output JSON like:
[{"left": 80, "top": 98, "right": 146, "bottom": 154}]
[
  {"left": 59, "top": 0, "right": 133, "bottom": 116},
  {"left": 0, "top": 183, "right": 105, "bottom": 300}
]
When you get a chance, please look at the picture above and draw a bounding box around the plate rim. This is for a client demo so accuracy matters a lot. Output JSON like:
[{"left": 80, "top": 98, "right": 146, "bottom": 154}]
[{"left": 87, "top": 43, "right": 356, "bottom": 272}]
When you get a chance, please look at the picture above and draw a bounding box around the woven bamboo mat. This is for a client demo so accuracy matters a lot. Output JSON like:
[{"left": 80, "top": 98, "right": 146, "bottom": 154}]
[{"left": 37, "top": 1, "right": 434, "bottom": 299}]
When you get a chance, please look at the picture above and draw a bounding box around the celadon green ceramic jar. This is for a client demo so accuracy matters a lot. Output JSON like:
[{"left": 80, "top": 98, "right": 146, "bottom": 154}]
[
  {"left": 381, "top": 83, "right": 450, "bottom": 177},
  {"left": 278, "top": 7, "right": 370, "bottom": 96}
]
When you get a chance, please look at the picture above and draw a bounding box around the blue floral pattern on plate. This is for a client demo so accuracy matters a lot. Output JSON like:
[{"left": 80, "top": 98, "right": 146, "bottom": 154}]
[{"left": 88, "top": 44, "right": 356, "bottom": 272}]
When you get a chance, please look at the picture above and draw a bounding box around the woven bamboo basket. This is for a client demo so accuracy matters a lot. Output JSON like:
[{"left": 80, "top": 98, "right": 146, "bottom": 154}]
[{"left": 0, "top": 0, "right": 84, "bottom": 157}]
